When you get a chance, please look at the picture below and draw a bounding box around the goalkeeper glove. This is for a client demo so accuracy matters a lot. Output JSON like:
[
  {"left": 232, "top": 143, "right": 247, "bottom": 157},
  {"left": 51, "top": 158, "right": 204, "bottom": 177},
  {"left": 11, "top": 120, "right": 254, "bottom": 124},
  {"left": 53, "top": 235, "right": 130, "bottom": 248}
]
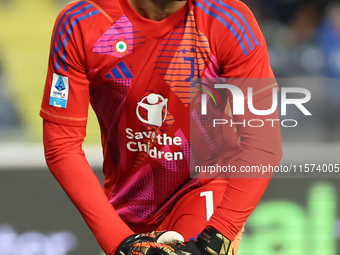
[
  {"left": 115, "top": 231, "right": 185, "bottom": 255},
  {"left": 172, "top": 226, "right": 233, "bottom": 255},
  {"left": 195, "top": 226, "right": 232, "bottom": 255}
]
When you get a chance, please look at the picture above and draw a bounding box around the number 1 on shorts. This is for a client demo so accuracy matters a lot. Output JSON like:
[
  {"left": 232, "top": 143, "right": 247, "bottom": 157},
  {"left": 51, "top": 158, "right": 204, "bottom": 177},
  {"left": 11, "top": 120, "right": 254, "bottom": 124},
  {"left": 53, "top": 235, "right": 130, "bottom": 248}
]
[{"left": 200, "top": 191, "right": 214, "bottom": 221}]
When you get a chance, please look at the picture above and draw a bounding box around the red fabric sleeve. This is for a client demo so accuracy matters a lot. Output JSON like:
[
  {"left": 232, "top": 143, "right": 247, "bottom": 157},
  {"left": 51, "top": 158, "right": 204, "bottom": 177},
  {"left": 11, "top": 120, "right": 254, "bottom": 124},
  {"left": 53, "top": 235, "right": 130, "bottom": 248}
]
[
  {"left": 41, "top": 5, "right": 134, "bottom": 254},
  {"left": 40, "top": 2, "right": 93, "bottom": 127},
  {"left": 43, "top": 120, "right": 134, "bottom": 254},
  {"left": 215, "top": 0, "right": 274, "bottom": 79},
  {"left": 205, "top": 0, "right": 283, "bottom": 241},
  {"left": 208, "top": 93, "right": 283, "bottom": 241}
]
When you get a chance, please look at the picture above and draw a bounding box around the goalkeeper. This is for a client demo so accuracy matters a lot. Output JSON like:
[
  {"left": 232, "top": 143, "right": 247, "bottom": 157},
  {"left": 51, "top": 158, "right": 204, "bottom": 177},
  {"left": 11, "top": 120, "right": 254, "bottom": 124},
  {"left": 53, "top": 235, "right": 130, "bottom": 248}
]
[{"left": 40, "top": 0, "right": 283, "bottom": 254}]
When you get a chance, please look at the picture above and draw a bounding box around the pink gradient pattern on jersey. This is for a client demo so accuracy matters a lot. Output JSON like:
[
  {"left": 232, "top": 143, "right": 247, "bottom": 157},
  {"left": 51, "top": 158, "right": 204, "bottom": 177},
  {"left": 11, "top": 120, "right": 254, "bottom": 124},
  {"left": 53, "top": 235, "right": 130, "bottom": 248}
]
[
  {"left": 110, "top": 164, "right": 154, "bottom": 203},
  {"left": 153, "top": 144, "right": 178, "bottom": 172},
  {"left": 191, "top": 109, "right": 216, "bottom": 151},
  {"left": 203, "top": 53, "right": 220, "bottom": 78},
  {"left": 93, "top": 16, "right": 133, "bottom": 58},
  {"left": 110, "top": 164, "right": 156, "bottom": 223},
  {"left": 175, "top": 128, "right": 191, "bottom": 169}
]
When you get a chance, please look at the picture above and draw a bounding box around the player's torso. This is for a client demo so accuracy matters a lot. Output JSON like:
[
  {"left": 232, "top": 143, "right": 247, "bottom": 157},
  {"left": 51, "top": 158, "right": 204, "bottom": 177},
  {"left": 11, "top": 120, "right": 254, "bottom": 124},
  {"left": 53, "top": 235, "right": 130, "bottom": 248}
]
[{"left": 77, "top": 0, "right": 220, "bottom": 225}]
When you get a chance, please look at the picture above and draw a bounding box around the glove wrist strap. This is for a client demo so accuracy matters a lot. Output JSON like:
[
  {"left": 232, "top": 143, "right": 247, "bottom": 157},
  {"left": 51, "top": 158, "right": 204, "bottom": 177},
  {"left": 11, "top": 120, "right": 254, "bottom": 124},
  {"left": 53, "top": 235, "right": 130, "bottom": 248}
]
[
  {"left": 196, "top": 227, "right": 232, "bottom": 255},
  {"left": 115, "top": 234, "right": 139, "bottom": 255}
]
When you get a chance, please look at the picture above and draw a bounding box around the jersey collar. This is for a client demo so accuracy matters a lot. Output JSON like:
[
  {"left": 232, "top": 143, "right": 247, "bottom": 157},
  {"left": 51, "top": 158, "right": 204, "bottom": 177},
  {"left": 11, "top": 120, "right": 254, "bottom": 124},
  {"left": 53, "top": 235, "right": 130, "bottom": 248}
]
[{"left": 118, "top": 0, "right": 188, "bottom": 38}]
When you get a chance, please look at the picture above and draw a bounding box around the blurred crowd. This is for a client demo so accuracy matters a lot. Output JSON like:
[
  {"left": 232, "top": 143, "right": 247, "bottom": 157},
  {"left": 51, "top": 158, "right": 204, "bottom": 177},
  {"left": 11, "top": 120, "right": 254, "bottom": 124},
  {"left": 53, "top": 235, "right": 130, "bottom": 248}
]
[
  {"left": 249, "top": 0, "right": 340, "bottom": 142},
  {"left": 246, "top": 0, "right": 340, "bottom": 78},
  {"left": 0, "top": 54, "right": 21, "bottom": 133},
  {"left": 0, "top": 0, "right": 340, "bottom": 141}
]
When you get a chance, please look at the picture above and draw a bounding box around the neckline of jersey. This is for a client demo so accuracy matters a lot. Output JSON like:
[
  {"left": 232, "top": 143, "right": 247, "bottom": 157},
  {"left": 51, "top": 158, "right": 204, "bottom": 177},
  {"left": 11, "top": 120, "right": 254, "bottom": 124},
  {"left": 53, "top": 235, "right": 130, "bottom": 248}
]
[{"left": 118, "top": 0, "right": 188, "bottom": 39}]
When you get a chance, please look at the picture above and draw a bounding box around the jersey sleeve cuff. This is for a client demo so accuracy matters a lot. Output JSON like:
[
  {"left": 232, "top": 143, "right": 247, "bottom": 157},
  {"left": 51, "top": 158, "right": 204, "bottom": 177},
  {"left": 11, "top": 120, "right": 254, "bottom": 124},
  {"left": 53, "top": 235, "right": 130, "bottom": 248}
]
[{"left": 40, "top": 107, "right": 87, "bottom": 127}]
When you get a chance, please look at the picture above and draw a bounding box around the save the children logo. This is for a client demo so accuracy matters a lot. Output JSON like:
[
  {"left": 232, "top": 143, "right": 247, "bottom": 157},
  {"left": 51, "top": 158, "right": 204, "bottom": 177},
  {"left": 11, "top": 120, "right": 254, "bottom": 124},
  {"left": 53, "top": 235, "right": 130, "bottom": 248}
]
[
  {"left": 124, "top": 93, "right": 184, "bottom": 161},
  {"left": 136, "top": 93, "right": 168, "bottom": 127}
]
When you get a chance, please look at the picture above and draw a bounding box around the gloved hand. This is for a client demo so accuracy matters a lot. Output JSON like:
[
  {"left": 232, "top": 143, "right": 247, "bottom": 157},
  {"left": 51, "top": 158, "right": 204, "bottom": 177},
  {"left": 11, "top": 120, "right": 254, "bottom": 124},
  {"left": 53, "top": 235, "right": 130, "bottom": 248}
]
[
  {"left": 171, "top": 226, "right": 233, "bottom": 255},
  {"left": 195, "top": 226, "right": 232, "bottom": 255},
  {"left": 115, "top": 231, "right": 185, "bottom": 255}
]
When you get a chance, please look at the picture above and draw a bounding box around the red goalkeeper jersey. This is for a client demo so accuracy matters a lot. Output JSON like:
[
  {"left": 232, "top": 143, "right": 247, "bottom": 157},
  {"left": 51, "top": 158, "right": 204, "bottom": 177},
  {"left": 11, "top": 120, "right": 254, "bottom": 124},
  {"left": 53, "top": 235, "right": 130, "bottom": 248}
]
[{"left": 40, "top": 0, "right": 281, "bottom": 250}]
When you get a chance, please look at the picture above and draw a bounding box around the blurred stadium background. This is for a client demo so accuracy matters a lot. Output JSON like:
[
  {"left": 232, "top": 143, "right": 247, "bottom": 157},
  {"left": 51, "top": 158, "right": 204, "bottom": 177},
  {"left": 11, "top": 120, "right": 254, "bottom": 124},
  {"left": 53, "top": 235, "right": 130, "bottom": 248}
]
[{"left": 0, "top": 0, "right": 340, "bottom": 254}]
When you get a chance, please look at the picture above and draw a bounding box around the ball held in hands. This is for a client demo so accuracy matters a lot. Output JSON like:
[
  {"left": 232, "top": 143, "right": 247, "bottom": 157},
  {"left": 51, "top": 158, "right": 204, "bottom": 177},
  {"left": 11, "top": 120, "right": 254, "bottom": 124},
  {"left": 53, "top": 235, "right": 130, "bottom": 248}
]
[{"left": 115, "top": 231, "right": 185, "bottom": 255}]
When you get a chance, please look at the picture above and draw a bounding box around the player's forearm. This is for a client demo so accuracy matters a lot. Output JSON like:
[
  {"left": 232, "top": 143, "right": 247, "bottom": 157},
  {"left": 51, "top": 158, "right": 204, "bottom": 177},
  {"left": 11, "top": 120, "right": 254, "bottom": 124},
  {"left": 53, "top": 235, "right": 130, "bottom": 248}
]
[
  {"left": 43, "top": 121, "right": 134, "bottom": 254},
  {"left": 208, "top": 94, "right": 283, "bottom": 240}
]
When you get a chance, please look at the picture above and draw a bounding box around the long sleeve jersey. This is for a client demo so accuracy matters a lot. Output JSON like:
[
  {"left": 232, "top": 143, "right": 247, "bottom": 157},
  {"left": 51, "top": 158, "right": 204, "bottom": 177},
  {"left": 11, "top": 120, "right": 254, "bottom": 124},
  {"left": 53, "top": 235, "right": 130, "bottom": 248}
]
[{"left": 40, "top": 0, "right": 283, "bottom": 253}]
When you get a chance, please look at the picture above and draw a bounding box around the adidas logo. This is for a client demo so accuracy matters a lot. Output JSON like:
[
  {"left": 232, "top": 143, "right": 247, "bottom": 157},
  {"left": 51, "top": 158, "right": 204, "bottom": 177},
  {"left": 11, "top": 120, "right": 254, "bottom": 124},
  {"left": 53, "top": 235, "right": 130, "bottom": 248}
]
[{"left": 105, "top": 61, "right": 133, "bottom": 79}]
